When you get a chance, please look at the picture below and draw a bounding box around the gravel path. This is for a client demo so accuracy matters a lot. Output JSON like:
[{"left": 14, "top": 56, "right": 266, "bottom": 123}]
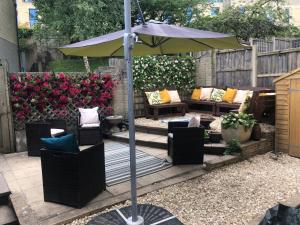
[{"left": 68, "top": 153, "right": 300, "bottom": 225}]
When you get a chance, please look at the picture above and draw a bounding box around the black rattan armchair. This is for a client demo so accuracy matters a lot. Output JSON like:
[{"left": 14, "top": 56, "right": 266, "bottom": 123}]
[
  {"left": 40, "top": 142, "right": 106, "bottom": 208},
  {"left": 77, "top": 114, "right": 103, "bottom": 146},
  {"left": 167, "top": 121, "right": 204, "bottom": 165},
  {"left": 25, "top": 119, "right": 67, "bottom": 156}
]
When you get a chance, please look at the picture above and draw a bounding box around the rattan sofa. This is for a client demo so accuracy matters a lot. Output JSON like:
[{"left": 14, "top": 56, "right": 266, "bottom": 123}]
[
  {"left": 143, "top": 88, "right": 186, "bottom": 120},
  {"left": 40, "top": 142, "right": 106, "bottom": 208},
  {"left": 77, "top": 114, "right": 103, "bottom": 145},
  {"left": 167, "top": 121, "right": 204, "bottom": 165}
]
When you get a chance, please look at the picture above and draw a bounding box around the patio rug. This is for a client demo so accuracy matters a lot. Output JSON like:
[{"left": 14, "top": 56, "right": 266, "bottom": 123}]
[{"left": 105, "top": 143, "right": 171, "bottom": 186}]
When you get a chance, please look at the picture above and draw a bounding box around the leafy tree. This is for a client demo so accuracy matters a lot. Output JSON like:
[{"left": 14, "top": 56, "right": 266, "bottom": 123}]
[
  {"left": 191, "top": 0, "right": 300, "bottom": 40},
  {"left": 33, "top": 0, "right": 124, "bottom": 43},
  {"left": 137, "top": 0, "right": 210, "bottom": 26},
  {"left": 34, "top": 0, "right": 209, "bottom": 43}
]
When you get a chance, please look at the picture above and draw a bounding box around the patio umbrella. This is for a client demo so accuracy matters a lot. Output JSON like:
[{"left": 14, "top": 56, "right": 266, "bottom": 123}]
[{"left": 59, "top": 1, "right": 244, "bottom": 224}]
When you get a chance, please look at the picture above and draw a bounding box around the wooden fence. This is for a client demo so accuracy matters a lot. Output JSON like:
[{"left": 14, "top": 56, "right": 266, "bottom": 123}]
[
  {"left": 213, "top": 46, "right": 300, "bottom": 88},
  {"left": 251, "top": 37, "right": 300, "bottom": 52}
]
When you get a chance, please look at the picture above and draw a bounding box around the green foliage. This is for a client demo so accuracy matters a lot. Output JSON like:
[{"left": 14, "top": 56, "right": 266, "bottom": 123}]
[
  {"left": 191, "top": 0, "right": 300, "bottom": 40},
  {"left": 132, "top": 55, "right": 195, "bottom": 91},
  {"left": 33, "top": 0, "right": 124, "bottom": 43},
  {"left": 33, "top": 0, "right": 209, "bottom": 44},
  {"left": 18, "top": 28, "right": 34, "bottom": 51},
  {"left": 204, "top": 130, "right": 210, "bottom": 140},
  {"left": 224, "top": 139, "right": 241, "bottom": 155},
  {"left": 221, "top": 112, "right": 256, "bottom": 130},
  {"left": 137, "top": 0, "right": 210, "bottom": 25},
  {"left": 48, "top": 58, "right": 108, "bottom": 72}
]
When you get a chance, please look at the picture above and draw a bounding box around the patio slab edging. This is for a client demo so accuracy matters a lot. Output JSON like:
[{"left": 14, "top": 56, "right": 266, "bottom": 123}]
[{"left": 40, "top": 169, "right": 207, "bottom": 225}]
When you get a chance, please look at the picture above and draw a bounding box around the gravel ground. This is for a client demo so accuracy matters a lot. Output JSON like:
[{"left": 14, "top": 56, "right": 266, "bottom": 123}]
[{"left": 68, "top": 153, "right": 300, "bottom": 225}]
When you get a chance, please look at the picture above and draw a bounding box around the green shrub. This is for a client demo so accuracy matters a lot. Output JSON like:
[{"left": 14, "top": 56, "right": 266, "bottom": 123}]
[
  {"left": 48, "top": 58, "right": 108, "bottom": 72},
  {"left": 132, "top": 55, "right": 196, "bottom": 92}
]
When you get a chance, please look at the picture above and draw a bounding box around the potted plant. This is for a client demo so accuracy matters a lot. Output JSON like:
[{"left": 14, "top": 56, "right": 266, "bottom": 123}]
[
  {"left": 221, "top": 112, "right": 256, "bottom": 143},
  {"left": 204, "top": 130, "right": 210, "bottom": 144}
]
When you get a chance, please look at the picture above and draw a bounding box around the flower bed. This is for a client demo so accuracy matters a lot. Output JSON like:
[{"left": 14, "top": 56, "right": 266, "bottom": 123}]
[{"left": 10, "top": 72, "right": 116, "bottom": 130}]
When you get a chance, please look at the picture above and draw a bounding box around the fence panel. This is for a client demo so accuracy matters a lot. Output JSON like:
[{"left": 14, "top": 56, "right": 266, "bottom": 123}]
[
  {"left": 215, "top": 48, "right": 252, "bottom": 87},
  {"left": 257, "top": 49, "right": 300, "bottom": 87}
]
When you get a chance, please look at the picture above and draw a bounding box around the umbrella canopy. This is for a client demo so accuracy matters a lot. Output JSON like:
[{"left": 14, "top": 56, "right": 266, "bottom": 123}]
[{"left": 60, "top": 21, "right": 244, "bottom": 57}]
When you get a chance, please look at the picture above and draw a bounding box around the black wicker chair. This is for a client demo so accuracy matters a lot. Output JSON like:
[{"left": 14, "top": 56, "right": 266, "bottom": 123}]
[
  {"left": 167, "top": 121, "right": 204, "bottom": 165},
  {"left": 40, "top": 142, "right": 106, "bottom": 208},
  {"left": 25, "top": 119, "right": 67, "bottom": 156},
  {"left": 77, "top": 114, "right": 103, "bottom": 146}
]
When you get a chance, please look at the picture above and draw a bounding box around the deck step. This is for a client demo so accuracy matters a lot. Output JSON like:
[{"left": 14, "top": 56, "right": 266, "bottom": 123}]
[
  {"left": 135, "top": 125, "right": 168, "bottom": 135},
  {"left": 0, "top": 205, "right": 18, "bottom": 225},
  {"left": 0, "top": 173, "right": 10, "bottom": 204},
  {"left": 111, "top": 131, "right": 167, "bottom": 149},
  {"left": 110, "top": 131, "right": 226, "bottom": 154}
]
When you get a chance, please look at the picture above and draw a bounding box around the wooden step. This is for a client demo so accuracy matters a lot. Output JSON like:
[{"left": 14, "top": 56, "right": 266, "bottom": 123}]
[
  {"left": 111, "top": 131, "right": 167, "bottom": 149},
  {"left": 110, "top": 131, "right": 226, "bottom": 154},
  {"left": 135, "top": 125, "right": 167, "bottom": 135},
  {"left": 0, "top": 173, "right": 10, "bottom": 204},
  {"left": 0, "top": 205, "right": 18, "bottom": 225}
]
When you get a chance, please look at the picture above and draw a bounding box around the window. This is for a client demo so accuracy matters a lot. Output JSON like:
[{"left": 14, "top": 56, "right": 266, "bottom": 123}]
[
  {"left": 29, "top": 9, "right": 38, "bottom": 28},
  {"left": 210, "top": 7, "right": 220, "bottom": 16},
  {"left": 23, "top": 0, "right": 33, "bottom": 2}
]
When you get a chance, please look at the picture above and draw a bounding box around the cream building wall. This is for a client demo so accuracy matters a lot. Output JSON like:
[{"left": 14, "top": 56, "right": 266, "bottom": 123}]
[
  {"left": 16, "top": 0, "right": 35, "bottom": 28},
  {"left": 0, "top": 0, "right": 19, "bottom": 71}
]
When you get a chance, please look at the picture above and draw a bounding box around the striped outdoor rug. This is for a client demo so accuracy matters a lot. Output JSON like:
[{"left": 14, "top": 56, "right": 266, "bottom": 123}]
[{"left": 105, "top": 142, "right": 171, "bottom": 186}]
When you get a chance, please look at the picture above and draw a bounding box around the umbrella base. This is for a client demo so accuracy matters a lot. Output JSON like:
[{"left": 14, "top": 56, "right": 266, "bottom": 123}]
[{"left": 87, "top": 204, "right": 184, "bottom": 225}]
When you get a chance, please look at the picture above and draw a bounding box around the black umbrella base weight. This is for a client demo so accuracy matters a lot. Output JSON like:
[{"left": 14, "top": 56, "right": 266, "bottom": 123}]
[{"left": 87, "top": 204, "right": 184, "bottom": 225}]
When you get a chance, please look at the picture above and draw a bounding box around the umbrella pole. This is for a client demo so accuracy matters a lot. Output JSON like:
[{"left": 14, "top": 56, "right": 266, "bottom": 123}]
[{"left": 124, "top": 0, "right": 144, "bottom": 224}]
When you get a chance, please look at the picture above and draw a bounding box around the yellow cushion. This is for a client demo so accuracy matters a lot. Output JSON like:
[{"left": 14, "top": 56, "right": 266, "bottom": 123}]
[
  {"left": 191, "top": 88, "right": 201, "bottom": 100},
  {"left": 159, "top": 89, "right": 171, "bottom": 103},
  {"left": 223, "top": 88, "right": 237, "bottom": 103}
]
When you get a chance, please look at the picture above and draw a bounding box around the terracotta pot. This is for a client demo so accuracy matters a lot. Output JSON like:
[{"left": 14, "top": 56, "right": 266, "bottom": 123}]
[{"left": 221, "top": 124, "right": 253, "bottom": 143}]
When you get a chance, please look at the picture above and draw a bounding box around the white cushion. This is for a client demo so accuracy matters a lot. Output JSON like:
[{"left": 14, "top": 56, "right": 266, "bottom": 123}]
[
  {"left": 145, "top": 91, "right": 161, "bottom": 105},
  {"left": 50, "top": 128, "right": 65, "bottom": 137},
  {"left": 200, "top": 88, "right": 213, "bottom": 100},
  {"left": 168, "top": 90, "right": 181, "bottom": 103},
  {"left": 81, "top": 123, "right": 100, "bottom": 128},
  {"left": 168, "top": 133, "right": 173, "bottom": 139},
  {"left": 79, "top": 107, "right": 100, "bottom": 125},
  {"left": 188, "top": 117, "right": 200, "bottom": 127},
  {"left": 233, "top": 90, "right": 249, "bottom": 104}
]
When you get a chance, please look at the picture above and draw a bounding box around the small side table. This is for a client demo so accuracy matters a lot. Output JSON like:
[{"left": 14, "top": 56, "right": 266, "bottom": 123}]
[{"left": 105, "top": 115, "right": 124, "bottom": 134}]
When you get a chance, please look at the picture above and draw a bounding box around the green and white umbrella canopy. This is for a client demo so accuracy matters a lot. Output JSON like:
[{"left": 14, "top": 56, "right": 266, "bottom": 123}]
[{"left": 60, "top": 21, "right": 244, "bottom": 57}]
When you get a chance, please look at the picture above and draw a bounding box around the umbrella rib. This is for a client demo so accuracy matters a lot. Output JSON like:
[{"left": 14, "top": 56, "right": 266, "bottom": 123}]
[
  {"left": 190, "top": 39, "right": 214, "bottom": 49},
  {"left": 110, "top": 45, "right": 123, "bottom": 56}
]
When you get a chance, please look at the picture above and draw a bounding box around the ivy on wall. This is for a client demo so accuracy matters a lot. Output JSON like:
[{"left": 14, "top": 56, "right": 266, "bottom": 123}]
[{"left": 132, "top": 55, "right": 196, "bottom": 91}]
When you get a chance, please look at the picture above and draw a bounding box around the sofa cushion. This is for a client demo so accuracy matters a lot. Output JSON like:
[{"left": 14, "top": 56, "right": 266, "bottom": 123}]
[
  {"left": 200, "top": 88, "right": 213, "bottom": 100},
  {"left": 233, "top": 90, "right": 249, "bottom": 103},
  {"left": 211, "top": 88, "right": 225, "bottom": 102},
  {"left": 41, "top": 133, "right": 79, "bottom": 153},
  {"left": 191, "top": 88, "right": 201, "bottom": 100},
  {"left": 159, "top": 89, "right": 171, "bottom": 103},
  {"left": 79, "top": 107, "right": 100, "bottom": 125},
  {"left": 223, "top": 88, "right": 237, "bottom": 103},
  {"left": 145, "top": 90, "right": 161, "bottom": 105},
  {"left": 168, "top": 90, "right": 181, "bottom": 103}
]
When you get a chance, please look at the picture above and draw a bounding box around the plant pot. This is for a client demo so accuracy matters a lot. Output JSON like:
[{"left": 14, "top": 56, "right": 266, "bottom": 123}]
[
  {"left": 221, "top": 124, "right": 253, "bottom": 143},
  {"left": 209, "top": 132, "right": 222, "bottom": 143},
  {"left": 251, "top": 123, "right": 262, "bottom": 141}
]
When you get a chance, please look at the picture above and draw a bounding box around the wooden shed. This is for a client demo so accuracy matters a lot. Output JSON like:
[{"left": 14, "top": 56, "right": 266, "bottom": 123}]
[{"left": 274, "top": 68, "right": 300, "bottom": 157}]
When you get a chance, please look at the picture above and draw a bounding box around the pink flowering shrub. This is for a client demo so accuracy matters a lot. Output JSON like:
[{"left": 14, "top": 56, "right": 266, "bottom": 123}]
[{"left": 10, "top": 72, "right": 116, "bottom": 122}]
